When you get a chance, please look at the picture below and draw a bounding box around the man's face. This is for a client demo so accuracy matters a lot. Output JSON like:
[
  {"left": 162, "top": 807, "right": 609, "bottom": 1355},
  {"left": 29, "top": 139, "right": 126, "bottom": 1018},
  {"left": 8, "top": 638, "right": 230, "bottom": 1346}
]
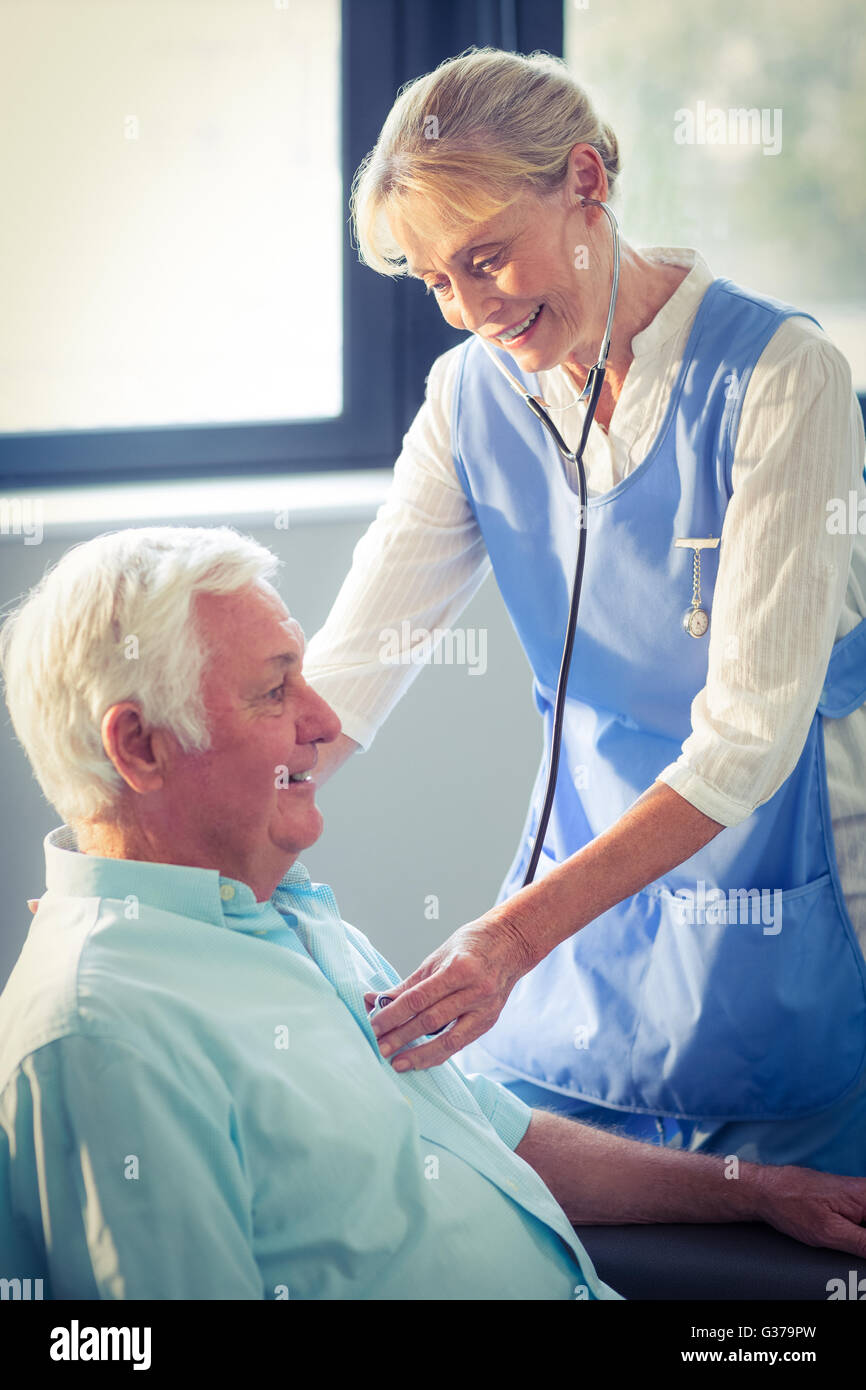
[{"left": 156, "top": 579, "right": 341, "bottom": 892}]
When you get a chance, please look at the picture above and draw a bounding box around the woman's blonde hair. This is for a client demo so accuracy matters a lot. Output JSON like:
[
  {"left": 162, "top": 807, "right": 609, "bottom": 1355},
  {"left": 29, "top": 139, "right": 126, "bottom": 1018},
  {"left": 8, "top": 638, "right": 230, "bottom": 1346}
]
[{"left": 351, "top": 46, "right": 621, "bottom": 276}]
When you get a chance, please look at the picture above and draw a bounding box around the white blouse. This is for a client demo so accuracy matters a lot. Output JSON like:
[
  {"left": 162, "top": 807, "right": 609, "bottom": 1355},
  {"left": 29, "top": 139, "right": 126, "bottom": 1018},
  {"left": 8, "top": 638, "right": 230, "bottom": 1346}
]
[{"left": 303, "top": 247, "right": 866, "bottom": 954}]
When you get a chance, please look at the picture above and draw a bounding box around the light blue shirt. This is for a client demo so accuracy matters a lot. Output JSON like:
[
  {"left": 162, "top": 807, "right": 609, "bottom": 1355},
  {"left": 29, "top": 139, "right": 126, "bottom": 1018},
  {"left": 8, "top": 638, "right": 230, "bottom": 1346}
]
[{"left": 0, "top": 827, "right": 623, "bottom": 1300}]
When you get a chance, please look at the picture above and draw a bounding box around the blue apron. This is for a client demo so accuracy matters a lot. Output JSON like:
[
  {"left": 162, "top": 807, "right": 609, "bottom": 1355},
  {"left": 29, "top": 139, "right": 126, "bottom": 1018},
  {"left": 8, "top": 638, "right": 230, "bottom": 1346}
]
[{"left": 451, "top": 276, "right": 866, "bottom": 1121}]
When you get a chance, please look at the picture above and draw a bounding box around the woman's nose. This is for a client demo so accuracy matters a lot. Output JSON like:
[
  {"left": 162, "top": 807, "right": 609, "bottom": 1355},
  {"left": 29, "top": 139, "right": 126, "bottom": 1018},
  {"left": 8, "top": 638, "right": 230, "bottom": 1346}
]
[{"left": 450, "top": 281, "right": 501, "bottom": 336}]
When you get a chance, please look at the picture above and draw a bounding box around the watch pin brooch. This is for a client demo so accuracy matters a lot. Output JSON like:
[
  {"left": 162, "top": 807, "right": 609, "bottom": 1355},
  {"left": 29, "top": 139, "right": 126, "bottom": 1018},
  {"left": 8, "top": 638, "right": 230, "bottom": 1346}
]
[{"left": 674, "top": 536, "right": 720, "bottom": 639}]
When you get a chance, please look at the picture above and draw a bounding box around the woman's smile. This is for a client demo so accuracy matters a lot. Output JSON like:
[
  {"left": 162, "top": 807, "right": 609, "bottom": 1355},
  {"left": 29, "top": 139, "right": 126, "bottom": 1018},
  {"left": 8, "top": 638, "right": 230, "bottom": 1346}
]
[{"left": 492, "top": 302, "right": 545, "bottom": 346}]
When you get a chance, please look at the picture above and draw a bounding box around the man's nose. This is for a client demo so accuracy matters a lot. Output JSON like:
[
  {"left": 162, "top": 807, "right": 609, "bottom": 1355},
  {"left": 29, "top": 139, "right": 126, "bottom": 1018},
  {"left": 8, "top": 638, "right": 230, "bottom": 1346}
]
[{"left": 302, "top": 684, "right": 342, "bottom": 745}]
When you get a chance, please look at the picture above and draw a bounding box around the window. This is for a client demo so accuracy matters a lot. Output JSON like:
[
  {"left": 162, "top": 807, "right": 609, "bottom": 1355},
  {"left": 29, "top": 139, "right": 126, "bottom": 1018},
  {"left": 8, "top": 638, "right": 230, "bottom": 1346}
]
[
  {"left": 0, "top": 0, "right": 567, "bottom": 489},
  {"left": 564, "top": 0, "right": 866, "bottom": 397},
  {"left": 0, "top": 0, "right": 403, "bottom": 487},
  {"left": 1, "top": 0, "right": 341, "bottom": 436}
]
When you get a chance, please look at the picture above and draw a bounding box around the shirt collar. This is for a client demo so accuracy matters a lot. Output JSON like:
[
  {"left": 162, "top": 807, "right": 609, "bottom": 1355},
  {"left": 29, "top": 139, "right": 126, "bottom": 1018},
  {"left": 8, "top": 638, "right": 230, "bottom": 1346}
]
[
  {"left": 43, "top": 824, "right": 313, "bottom": 931},
  {"left": 627, "top": 246, "right": 715, "bottom": 358}
]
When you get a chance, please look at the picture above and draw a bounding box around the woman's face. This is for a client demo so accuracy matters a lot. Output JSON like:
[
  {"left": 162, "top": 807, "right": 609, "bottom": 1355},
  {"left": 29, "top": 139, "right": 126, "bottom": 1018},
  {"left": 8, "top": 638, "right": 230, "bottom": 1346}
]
[{"left": 390, "top": 164, "right": 613, "bottom": 373}]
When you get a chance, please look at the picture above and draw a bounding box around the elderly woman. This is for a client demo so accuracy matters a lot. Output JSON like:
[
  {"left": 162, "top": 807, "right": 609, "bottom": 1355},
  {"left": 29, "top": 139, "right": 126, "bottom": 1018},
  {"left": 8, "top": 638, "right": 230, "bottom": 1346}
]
[{"left": 303, "top": 47, "right": 866, "bottom": 1173}]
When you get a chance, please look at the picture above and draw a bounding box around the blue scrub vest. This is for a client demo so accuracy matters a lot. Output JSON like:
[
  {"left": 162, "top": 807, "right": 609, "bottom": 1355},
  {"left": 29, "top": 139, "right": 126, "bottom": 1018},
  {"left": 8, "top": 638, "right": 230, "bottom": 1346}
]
[{"left": 451, "top": 276, "right": 866, "bottom": 1121}]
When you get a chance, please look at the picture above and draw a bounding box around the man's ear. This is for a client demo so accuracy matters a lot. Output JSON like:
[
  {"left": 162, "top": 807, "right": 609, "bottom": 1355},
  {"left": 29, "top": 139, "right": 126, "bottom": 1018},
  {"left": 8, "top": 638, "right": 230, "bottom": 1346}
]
[{"left": 100, "top": 703, "right": 166, "bottom": 796}]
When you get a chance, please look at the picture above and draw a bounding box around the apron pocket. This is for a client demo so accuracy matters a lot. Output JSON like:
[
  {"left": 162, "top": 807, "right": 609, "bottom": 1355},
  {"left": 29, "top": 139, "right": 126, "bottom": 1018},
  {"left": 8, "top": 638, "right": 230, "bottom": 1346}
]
[{"left": 631, "top": 872, "right": 866, "bottom": 1119}]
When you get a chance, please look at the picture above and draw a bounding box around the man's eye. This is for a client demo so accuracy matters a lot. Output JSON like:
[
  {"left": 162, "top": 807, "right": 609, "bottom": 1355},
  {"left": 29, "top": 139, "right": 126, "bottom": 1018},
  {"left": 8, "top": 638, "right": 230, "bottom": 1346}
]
[
  {"left": 425, "top": 281, "right": 449, "bottom": 297},
  {"left": 474, "top": 257, "right": 499, "bottom": 272},
  {"left": 266, "top": 683, "right": 286, "bottom": 700}
]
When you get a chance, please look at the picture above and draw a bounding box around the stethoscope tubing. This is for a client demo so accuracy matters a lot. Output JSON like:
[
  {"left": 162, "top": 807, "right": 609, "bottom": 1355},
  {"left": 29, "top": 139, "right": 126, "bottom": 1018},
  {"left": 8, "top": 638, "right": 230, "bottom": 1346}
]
[{"left": 473, "top": 199, "right": 621, "bottom": 888}]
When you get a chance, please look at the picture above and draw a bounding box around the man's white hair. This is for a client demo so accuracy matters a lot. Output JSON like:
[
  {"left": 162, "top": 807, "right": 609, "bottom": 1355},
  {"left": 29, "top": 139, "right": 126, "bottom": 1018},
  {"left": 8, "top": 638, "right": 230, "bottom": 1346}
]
[{"left": 0, "top": 525, "right": 281, "bottom": 825}]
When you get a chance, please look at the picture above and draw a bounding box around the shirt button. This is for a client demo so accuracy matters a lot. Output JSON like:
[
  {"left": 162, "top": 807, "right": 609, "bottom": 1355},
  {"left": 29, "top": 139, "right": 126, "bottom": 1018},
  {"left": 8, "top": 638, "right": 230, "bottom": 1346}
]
[{"left": 219, "top": 884, "right": 235, "bottom": 901}]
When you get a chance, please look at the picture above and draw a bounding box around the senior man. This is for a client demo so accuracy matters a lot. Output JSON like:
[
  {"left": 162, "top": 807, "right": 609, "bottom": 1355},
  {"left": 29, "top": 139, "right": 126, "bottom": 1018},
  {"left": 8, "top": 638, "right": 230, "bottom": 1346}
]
[{"left": 0, "top": 527, "right": 864, "bottom": 1301}]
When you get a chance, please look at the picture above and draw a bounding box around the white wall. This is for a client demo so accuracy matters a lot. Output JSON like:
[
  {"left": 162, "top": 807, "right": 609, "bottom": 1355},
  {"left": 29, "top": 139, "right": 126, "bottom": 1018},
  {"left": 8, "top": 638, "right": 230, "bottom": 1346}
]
[{"left": 0, "top": 505, "right": 542, "bottom": 988}]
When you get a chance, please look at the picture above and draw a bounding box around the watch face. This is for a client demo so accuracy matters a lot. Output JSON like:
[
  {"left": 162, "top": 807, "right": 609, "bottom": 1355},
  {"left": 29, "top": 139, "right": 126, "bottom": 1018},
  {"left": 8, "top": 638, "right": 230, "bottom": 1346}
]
[{"left": 689, "top": 609, "right": 709, "bottom": 637}]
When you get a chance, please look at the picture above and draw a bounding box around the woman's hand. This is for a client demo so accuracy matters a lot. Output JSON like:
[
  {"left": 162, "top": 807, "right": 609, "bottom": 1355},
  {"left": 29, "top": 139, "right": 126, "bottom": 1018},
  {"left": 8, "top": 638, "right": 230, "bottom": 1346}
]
[{"left": 364, "top": 910, "right": 537, "bottom": 1071}]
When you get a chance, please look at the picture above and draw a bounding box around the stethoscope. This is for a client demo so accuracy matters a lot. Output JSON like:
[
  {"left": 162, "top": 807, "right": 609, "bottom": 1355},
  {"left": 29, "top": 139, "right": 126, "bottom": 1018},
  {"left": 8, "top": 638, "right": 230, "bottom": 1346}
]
[
  {"left": 475, "top": 196, "right": 622, "bottom": 888},
  {"left": 367, "top": 200, "right": 621, "bottom": 1047}
]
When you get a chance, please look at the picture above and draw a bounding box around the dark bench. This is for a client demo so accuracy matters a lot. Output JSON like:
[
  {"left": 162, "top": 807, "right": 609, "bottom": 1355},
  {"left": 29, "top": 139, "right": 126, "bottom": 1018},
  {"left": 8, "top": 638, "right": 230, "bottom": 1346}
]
[{"left": 571, "top": 1221, "right": 866, "bottom": 1300}]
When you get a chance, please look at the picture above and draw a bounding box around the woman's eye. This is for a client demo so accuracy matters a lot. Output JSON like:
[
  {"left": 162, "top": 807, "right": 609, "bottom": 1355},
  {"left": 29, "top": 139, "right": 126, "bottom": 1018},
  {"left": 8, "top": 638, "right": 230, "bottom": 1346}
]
[{"left": 424, "top": 256, "right": 500, "bottom": 296}]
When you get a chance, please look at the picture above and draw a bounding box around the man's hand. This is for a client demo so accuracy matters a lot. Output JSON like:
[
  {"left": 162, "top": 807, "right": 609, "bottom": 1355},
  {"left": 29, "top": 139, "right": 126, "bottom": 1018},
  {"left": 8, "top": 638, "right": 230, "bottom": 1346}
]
[{"left": 751, "top": 1162, "right": 866, "bottom": 1259}]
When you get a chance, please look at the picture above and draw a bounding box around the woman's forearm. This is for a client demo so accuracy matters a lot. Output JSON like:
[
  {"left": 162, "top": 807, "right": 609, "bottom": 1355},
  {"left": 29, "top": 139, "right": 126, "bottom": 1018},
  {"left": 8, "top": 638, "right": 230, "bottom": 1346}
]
[
  {"left": 313, "top": 730, "right": 361, "bottom": 787},
  {"left": 498, "top": 781, "right": 726, "bottom": 967}
]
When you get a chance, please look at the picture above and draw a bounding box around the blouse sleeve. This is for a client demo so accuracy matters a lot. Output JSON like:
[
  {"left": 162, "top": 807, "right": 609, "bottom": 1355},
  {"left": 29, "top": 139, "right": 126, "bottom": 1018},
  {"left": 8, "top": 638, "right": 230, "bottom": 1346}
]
[
  {"left": 302, "top": 343, "right": 491, "bottom": 751},
  {"left": 655, "top": 316, "right": 866, "bottom": 826}
]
